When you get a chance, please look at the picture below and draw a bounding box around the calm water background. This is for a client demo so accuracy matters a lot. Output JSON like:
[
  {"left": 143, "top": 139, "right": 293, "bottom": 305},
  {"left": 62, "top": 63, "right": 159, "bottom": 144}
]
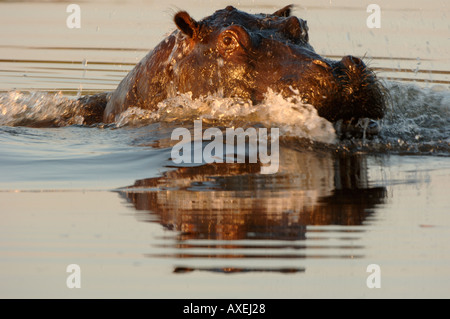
[{"left": 0, "top": 0, "right": 449, "bottom": 298}]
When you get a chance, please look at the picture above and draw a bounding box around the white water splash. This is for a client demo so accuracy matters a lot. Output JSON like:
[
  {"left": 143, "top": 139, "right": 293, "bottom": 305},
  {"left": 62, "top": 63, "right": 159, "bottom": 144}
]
[
  {"left": 115, "top": 89, "right": 337, "bottom": 144},
  {"left": 375, "top": 81, "right": 450, "bottom": 152},
  {"left": 1, "top": 81, "right": 449, "bottom": 154},
  {"left": 0, "top": 91, "right": 83, "bottom": 126}
]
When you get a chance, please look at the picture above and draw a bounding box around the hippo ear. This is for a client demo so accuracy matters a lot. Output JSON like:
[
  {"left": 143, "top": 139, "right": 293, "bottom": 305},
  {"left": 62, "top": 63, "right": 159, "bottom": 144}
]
[
  {"left": 273, "top": 4, "right": 293, "bottom": 17},
  {"left": 174, "top": 11, "right": 199, "bottom": 38}
]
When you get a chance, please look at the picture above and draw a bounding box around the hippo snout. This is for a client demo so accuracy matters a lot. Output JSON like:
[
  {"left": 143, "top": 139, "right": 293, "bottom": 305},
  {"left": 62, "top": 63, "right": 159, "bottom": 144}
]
[
  {"left": 302, "top": 55, "right": 386, "bottom": 123},
  {"left": 340, "top": 55, "right": 364, "bottom": 69}
]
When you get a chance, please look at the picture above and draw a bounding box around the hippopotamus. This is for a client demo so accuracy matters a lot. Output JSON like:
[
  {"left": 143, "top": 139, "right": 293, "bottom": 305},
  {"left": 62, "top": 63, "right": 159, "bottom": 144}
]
[{"left": 78, "top": 5, "right": 386, "bottom": 129}]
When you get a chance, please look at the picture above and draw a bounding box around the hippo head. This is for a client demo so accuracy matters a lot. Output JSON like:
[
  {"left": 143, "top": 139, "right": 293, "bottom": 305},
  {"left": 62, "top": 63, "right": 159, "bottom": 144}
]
[{"left": 170, "top": 5, "right": 386, "bottom": 123}]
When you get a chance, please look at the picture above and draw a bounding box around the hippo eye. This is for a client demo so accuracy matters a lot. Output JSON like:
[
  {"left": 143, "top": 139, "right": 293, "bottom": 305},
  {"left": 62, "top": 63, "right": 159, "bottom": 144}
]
[
  {"left": 218, "top": 27, "right": 250, "bottom": 56},
  {"left": 223, "top": 36, "right": 233, "bottom": 46},
  {"left": 222, "top": 34, "right": 238, "bottom": 48},
  {"left": 219, "top": 31, "right": 240, "bottom": 54}
]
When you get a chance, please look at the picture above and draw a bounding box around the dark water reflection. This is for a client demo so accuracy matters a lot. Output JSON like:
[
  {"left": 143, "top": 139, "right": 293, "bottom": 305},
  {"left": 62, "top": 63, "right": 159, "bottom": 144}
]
[{"left": 119, "top": 148, "right": 386, "bottom": 274}]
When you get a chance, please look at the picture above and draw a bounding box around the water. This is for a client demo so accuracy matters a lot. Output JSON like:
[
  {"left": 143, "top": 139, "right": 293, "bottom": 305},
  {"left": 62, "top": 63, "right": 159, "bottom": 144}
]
[{"left": 1, "top": 0, "right": 449, "bottom": 298}]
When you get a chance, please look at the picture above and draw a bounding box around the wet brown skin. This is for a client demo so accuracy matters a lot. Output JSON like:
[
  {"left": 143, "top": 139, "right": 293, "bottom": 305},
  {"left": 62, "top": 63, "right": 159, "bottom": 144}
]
[{"left": 80, "top": 5, "right": 386, "bottom": 126}]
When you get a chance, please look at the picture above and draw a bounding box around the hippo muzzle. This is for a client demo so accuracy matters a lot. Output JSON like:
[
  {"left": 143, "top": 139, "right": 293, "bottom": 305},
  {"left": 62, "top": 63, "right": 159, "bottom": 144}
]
[{"left": 272, "top": 52, "right": 386, "bottom": 123}]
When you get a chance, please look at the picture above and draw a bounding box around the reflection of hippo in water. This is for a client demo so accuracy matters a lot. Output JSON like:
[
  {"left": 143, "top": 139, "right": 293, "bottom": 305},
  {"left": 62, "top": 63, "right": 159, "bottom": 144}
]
[
  {"left": 123, "top": 149, "right": 387, "bottom": 241},
  {"left": 120, "top": 150, "right": 387, "bottom": 273},
  {"left": 79, "top": 5, "right": 386, "bottom": 128}
]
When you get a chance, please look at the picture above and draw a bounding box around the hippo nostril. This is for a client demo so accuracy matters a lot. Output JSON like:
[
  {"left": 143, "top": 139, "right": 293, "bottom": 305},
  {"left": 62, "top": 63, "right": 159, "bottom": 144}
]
[
  {"left": 341, "top": 55, "right": 364, "bottom": 69},
  {"left": 312, "top": 59, "right": 331, "bottom": 70},
  {"left": 353, "top": 56, "right": 363, "bottom": 65}
]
